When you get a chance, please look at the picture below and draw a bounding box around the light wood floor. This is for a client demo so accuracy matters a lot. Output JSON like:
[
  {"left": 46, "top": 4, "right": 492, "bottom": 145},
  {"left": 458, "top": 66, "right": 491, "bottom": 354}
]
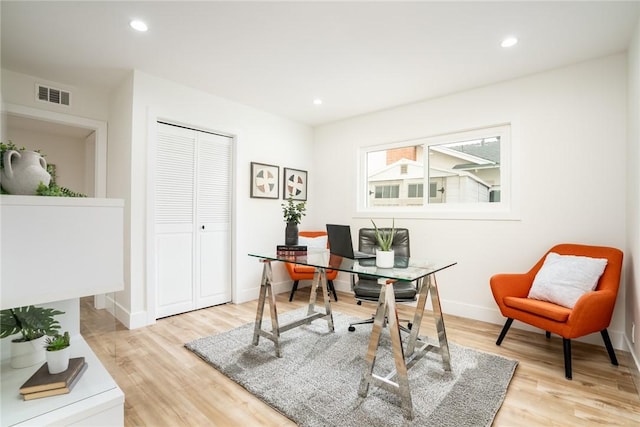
[{"left": 81, "top": 290, "right": 640, "bottom": 426}]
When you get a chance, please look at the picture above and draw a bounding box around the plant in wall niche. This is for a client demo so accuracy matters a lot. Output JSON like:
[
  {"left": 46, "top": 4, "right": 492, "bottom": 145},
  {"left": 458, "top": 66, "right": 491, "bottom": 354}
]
[
  {"left": 371, "top": 218, "right": 396, "bottom": 251},
  {"left": 0, "top": 305, "right": 65, "bottom": 342},
  {"left": 36, "top": 182, "right": 87, "bottom": 197},
  {"left": 0, "top": 140, "right": 24, "bottom": 169},
  {"left": 282, "top": 196, "right": 307, "bottom": 224},
  {"left": 0, "top": 140, "right": 87, "bottom": 197}
]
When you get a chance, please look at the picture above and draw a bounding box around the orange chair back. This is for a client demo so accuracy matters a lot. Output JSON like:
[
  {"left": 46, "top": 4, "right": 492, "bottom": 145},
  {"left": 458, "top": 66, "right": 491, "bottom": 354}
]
[{"left": 284, "top": 231, "right": 338, "bottom": 280}]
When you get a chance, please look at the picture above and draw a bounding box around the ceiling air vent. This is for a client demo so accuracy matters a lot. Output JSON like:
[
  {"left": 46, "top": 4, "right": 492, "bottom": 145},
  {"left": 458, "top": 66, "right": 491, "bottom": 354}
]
[{"left": 36, "top": 84, "right": 71, "bottom": 107}]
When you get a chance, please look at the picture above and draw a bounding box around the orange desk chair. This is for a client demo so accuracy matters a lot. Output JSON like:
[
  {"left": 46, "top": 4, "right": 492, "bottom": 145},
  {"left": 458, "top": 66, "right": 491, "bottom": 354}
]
[
  {"left": 490, "top": 243, "right": 623, "bottom": 379},
  {"left": 286, "top": 231, "right": 338, "bottom": 302}
]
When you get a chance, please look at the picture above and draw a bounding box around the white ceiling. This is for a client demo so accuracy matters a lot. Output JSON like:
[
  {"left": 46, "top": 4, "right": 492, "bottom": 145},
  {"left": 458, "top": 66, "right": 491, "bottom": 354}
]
[{"left": 2, "top": 1, "right": 639, "bottom": 127}]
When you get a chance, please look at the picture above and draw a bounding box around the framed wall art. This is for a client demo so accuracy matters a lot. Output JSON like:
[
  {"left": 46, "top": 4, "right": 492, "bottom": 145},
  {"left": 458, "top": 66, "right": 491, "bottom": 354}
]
[
  {"left": 250, "top": 162, "right": 279, "bottom": 199},
  {"left": 283, "top": 167, "right": 307, "bottom": 201}
]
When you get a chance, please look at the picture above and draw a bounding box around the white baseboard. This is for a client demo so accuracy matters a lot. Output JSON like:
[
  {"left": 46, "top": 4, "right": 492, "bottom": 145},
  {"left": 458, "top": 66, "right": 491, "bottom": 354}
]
[
  {"left": 108, "top": 297, "right": 148, "bottom": 330},
  {"left": 235, "top": 280, "right": 290, "bottom": 305},
  {"left": 308, "top": 282, "right": 628, "bottom": 351},
  {"left": 623, "top": 336, "right": 640, "bottom": 396},
  {"left": 441, "top": 299, "right": 626, "bottom": 350}
]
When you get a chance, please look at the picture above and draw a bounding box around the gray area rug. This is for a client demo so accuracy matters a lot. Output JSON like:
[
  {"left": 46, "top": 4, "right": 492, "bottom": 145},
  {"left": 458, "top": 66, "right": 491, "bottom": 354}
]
[{"left": 185, "top": 308, "right": 518, "bottom": 427}]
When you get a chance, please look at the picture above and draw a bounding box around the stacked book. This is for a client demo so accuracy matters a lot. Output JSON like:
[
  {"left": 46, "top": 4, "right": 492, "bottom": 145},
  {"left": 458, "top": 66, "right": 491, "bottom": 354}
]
[
  {"left": 19, "top": 357, "right": 87, "bottom": 401},
  {"left": 276, "top": 245, "right": 307, "bottom": 257}
]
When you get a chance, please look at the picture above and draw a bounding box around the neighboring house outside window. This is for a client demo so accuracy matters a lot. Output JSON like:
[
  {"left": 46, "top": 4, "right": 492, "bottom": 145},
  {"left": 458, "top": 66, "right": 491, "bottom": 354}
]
[{"left": 361, "top": 124, "right": 511, "bottom": 216}]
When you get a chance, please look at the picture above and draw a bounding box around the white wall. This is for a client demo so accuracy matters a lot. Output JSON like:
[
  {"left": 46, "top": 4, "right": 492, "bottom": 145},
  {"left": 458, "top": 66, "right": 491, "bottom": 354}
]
[
  {"left": 1, "top": 70, "right": 110, "bottom": 121},
  {"left": 626, "top": 20, "right": 640, "bottom": 377},
  {"left": 114, "top": 70, "right": 313, "bottom": 328},
  {"left": 313, "top": 54, "right": 629, "bottom": 349},
  {"left": 107, "top": 73, "right": 134, "bottom": 325},
  {"left": 1, "top": 70, "right": 109, "bottom": 198}
]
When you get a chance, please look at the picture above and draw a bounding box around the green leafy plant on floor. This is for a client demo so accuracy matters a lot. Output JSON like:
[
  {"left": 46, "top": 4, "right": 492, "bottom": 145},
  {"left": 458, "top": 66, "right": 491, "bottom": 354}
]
[
  {"left": 45, "top": 331, "right": 71, "bottom": 351},
  {"left": 0, "top": 305, "right": 65, "bottom": 342},
  {"left": 371, "top": 218, "right": 396, "bottom": 251}
]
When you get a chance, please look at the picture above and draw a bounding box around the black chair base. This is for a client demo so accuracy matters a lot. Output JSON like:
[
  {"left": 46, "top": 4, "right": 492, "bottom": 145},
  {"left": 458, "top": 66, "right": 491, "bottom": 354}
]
[
  {"left": 348, "top": 315, "right": 412, "bottom": 333},
  {"left": 496, "top": 318, "right": 618, "bottom": 380},
  {"left": 289, "top": 280, "right": 338, "bottom": 302}
]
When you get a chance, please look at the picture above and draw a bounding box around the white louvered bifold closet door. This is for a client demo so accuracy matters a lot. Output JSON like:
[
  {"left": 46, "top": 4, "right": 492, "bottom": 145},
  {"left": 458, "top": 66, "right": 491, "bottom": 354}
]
[{"left": 155, "top": 122, "right": 232, "bottom": 318}]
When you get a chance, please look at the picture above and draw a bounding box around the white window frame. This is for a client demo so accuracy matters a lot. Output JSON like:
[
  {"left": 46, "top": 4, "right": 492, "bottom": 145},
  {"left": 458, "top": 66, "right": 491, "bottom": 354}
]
[{"left": 357, "top": 124, "right": 518, "bottom": 220}]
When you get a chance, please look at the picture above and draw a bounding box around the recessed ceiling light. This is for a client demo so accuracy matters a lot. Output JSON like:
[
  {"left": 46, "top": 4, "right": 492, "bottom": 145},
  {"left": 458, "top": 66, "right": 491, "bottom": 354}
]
[
  {"left": 130, "top": 20, "right": 148, "bottom": 32},
  {"left": 501, "top": 37, "right": 518, "bottom": 48},
  {"left": 313, "top": 99, "right": 323, "bottom": 105}
]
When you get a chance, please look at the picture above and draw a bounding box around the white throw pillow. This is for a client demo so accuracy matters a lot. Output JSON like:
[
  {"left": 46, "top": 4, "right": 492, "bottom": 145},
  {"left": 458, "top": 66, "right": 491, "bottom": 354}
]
[
  {"left": 297, "top": 235, "right": 328, "bottom": 249},
  {"left": 528, "top": 252, "right": 608, "bottom": 309}
]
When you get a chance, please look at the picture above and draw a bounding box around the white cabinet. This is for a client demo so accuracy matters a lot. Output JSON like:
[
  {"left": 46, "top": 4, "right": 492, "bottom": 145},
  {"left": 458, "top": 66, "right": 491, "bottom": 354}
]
[
  {"left": 1, "top": 196, "right": 124, "bottom": 309},
  {"left": 1, "top": 337, "right": 124, "bottom": 427},
  {"left": 0, "top": 196, "right": 125, "bottom": 426},
  {"left": 154, "top": 123, "right": 232, "bottom": 318}
]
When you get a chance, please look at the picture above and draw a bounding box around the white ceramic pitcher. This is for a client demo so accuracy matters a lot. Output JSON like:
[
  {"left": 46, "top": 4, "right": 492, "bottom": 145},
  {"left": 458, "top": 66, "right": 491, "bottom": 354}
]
[{"left": 1, "top": 150, "right": 51, "bottom": 195}]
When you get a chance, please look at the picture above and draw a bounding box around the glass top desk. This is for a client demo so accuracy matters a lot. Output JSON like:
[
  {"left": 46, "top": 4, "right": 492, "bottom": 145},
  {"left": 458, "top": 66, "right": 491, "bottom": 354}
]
[{"left": 248, "top": 249, "right": 457, "bottom": 420}]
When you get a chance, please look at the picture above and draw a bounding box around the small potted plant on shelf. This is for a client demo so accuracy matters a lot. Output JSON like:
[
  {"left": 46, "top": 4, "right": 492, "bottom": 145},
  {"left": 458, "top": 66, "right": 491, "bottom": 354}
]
[
  {"left": 0, "top": 305, "right": 65, "bottom": 368},
  {"left": 371, "top": 218, "right": 396, "bottom": 268},
  {"left": 281, "top": 196, "right": 306, "bottom": 245},
  {"left": 44, "top": 331, "right": 71, "bottom": 374}
]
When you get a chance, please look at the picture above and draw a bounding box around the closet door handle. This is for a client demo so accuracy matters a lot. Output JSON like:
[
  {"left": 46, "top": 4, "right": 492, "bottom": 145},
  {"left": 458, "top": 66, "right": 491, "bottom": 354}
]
[{"left": 201, "top": 225, "right": 205, "bottom": 230}]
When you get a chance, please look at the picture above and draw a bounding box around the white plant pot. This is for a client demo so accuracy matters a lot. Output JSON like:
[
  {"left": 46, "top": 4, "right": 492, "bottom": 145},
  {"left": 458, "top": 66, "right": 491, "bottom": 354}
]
[
  {"left": 10, "top": 335, "right": 46, "bottom": 369},
  {"left": 46, "top": 346, "right": 71, "bottom": 374},
  {"left": 376, "top": 249, "right": 395, "bottom": 269}
]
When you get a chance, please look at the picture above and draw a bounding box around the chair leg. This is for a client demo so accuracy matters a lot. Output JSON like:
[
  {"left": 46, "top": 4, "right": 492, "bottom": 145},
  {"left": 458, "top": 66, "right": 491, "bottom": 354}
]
[
  {"left": 601, "top": 329, "right": 619, "bottom": 366},
  {"left": 496, "top": 318, "right": 514, "bottom": 345},
  {"left": 348, "top": 317, "right": 374, "bottom": 332},
  {"left": 288, "top": 280, "right": 300, "bottom": 302},
  {"left": 328, "top": 280, "right": 338, "bottom": 302},
  {"left": 563, "top": 338, "right": 572, "bottom": 380},
  {"left": 348, "top": 315, "right": 412, "bottom": 333}
]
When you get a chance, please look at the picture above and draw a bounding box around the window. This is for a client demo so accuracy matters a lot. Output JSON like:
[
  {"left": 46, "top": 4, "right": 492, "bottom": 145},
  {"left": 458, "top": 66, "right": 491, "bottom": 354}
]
[
  {"left": 360, "top": 124, "right": 512, "bottom": 217},
  {"left": 374, "top": 185, "right": 399, "bottom": 199},
  {"left": 408, "top": 183, "right": 423, "bottom": 198}
]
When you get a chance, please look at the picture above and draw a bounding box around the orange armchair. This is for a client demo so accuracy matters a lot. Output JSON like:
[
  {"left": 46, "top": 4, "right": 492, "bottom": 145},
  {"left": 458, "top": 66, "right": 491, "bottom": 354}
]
[
  {"left": 286, "top": 231, "right": 338, "bottom": 302},
  {"left": 490, "top": 243, "right": 623, "bottom": 379}
]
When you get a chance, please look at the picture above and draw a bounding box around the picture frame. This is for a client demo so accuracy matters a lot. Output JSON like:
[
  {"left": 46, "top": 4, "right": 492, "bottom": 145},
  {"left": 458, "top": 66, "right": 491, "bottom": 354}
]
[
  {"left": 283, "top": 167, "right": 308, "bottom": 201},
  {"left": 250, "top": 162, "right": 279, "bottom": 199}
]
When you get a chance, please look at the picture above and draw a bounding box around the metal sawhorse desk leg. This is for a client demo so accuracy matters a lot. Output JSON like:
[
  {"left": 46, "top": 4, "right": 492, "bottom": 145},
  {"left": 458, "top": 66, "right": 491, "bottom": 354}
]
[{"left": 252, "top": 259, "right": 334, "bottom": 357}]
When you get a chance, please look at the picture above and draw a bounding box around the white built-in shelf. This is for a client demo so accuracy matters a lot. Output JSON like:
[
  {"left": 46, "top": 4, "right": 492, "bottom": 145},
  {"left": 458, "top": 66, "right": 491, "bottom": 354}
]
[
  {"left": 0, "top": 195, "right": 124, "bottom": 310},
  {"left": 1, "top": 195, "right": 125, "bottom": 426},
  {"left": 1, "top": 337, "right": 124, "bottom": 426}
]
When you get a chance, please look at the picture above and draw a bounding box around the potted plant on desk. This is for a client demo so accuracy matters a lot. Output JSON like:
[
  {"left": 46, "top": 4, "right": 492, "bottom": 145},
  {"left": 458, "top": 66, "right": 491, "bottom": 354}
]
[
  {"left": 45, "top": 331, "right": 71, "bottom": 374},
  {"left": 372, "top": 218, "right": 396, "bottom": 268},
  {"left": 281, "top": 196, "right": 306, "bottom": 245}
]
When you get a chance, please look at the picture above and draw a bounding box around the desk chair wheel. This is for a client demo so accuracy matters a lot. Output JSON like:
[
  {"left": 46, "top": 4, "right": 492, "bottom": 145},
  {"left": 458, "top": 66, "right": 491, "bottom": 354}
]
[{"left": 348, "top": 326, "right": 356, "bottom": 332}]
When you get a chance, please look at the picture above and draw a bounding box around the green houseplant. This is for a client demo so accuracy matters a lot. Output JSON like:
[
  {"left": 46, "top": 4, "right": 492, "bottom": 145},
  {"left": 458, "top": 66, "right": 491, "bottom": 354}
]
[
  {"left": 45, "top": 331, "right": 70, "bottom": 351},
  {"left": 0, "top": 305, "right": 65, "bottom": 368},
  {"left": 371, "top": 218, "right": 396, "bottom": 251},
  {"left": 282, "top": 197, "right": 307, "bottom": 245},
  {"left": 44, "top": 331, "right": 71, "bottom": 374},
  {"left": 281, "top": 196, "right": 306, "bottom": 224},
  {"left": 371, "top": 219, "right": 396, "bottom": 268}
]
